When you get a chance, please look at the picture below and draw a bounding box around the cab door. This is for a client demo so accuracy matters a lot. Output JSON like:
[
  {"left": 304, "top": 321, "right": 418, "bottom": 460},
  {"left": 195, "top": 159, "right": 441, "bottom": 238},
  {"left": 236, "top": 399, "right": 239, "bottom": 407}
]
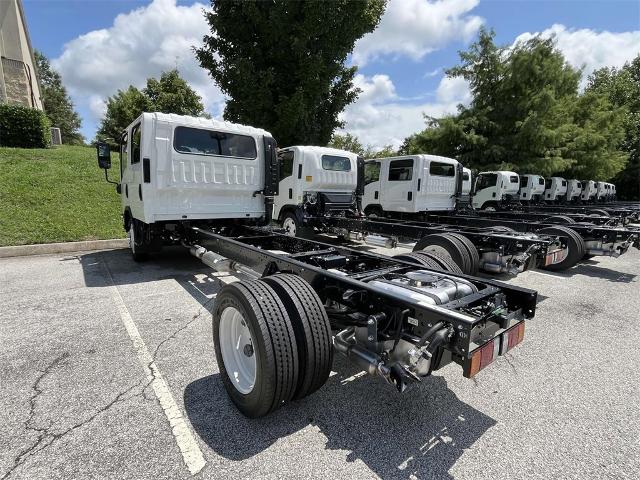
[
  {"left": 120, "top": 121, "right": 144, "bottom": 220},
  {"left": 383, "top": 158, "right": 416, "bottom": 212}
]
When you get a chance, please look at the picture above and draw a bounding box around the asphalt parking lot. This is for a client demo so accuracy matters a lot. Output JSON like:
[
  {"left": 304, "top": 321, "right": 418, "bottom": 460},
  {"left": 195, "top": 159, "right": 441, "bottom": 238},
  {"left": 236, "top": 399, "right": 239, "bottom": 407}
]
[{"left": 1, "top": 243, "right": 639, "bottom": 479}]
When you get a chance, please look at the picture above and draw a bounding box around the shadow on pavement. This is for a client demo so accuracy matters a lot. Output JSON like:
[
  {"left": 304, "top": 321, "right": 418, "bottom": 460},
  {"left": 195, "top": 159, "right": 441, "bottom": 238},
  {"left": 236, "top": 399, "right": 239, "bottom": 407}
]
[
  {"left": 535, "top": 260, "right": 637, "bottom": 283},
  {"left": 184, "top": 356, "right": 496, "bottom": 479},
  {"left": 77, "top": 246, "right": 497, "bottom": 478}
]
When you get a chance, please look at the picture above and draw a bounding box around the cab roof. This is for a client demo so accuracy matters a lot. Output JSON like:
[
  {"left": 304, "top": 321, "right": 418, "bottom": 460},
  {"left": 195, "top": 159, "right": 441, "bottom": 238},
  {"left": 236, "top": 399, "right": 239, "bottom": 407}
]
[{"left": 139, "top": 112, "right": 273, "bottom": 138}]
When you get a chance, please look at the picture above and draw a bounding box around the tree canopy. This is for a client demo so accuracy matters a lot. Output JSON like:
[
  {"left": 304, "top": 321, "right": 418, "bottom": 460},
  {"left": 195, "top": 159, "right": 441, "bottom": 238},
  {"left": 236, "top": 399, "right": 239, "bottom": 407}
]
[
  {"left": 403, "top": 28, "right": 628, "bottom": 181},
  {"left": 196, "top": 0, "right": 386, "bottom": 146},
  {"left": 97, "top": 70, "right": 205, "bottom": 145},
  {"left": 328, "top": 132, "right": 396, "bottom": 158},
  {"left": 586, "top": 56, "right": 640, "bottom": 199},
  {"left": 34, "top": 51, "right": 83, "bottom": 145}
]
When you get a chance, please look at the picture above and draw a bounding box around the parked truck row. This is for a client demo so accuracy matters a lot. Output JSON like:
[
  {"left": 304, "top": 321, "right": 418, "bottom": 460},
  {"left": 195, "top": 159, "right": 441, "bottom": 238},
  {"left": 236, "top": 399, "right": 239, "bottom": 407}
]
[{"left": 96, "top": 112, "right": 638, "bottom": 419}]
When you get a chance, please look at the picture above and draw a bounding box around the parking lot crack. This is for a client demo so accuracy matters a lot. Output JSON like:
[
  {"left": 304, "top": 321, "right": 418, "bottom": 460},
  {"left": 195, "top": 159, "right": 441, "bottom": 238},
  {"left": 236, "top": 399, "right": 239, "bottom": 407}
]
[{"left": 2, "top": 375, "right": 146, "bottom": 480}]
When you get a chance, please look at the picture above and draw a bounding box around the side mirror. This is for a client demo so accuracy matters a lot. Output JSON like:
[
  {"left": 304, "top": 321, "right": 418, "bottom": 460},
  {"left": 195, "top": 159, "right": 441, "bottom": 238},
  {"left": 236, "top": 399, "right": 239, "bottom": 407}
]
[{"left": 97, "top": 142, "right": 111, "bottom": 169}]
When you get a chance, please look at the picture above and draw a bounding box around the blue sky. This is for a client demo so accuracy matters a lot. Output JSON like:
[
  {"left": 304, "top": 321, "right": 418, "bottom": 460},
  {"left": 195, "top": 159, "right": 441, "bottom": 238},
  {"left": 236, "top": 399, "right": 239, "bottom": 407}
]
[{"left": 23, "top": 0, "right": 640, "bottom": 147}]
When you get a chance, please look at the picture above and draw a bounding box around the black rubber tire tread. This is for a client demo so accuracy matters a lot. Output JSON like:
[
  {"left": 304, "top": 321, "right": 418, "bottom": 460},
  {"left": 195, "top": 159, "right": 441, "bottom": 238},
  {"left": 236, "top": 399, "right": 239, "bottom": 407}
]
[
  {"left": 412, "top": 233, "right": 468, "bottom": 273},
  {"left": 212, "top": 280, "right": 299, "bottom": 418},
  {"left": 591, "top": 209, "right": 610, "bottom": 217},
  {"left": 537, "top": 226, "right": 584, "bottom": 271},
  {"left": 393, "top": 252, "right": 442, "bottom": 270},
  {"left": 439, "top": 233, "right": 472, "bottom": 274},
  {"left": 445, "top": 232, "right": 480, "bottom": 275},
  {"left": 260, "top": 274, "right": 333, "bottom": 401},
  {"left": 556, "top": 225, "right": 586, "bottom": 258},
  {"left": 543, "top": 215, "right": 576, "bottom": 224},
  {"left": 413, "top": 251, "right": 464, "bottom": 274}
]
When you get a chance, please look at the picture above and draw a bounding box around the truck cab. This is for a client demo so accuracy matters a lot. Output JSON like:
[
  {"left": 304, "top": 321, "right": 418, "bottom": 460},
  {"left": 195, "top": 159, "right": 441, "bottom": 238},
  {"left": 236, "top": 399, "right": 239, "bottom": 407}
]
[
  {"left": 565, "top": 179, "right": 582, "bottom": 203},
  {"left": 544, "top": 177, "right": 567, "bottom": 203},
  {"left": 518, "top": 174, "right": 545, "bottom": 203},
  {"left": 362, "top": 154, "right": 460, "bottom": 216},
  {"left": 273, "top": 146, "right": 360, "bottom": 235},
  {"left": 95, "top": 112, "right": 278, "bottom": 259},
  {"left": 471, "top": 171, "right": 520, "bottom": 210},
  {"left": 580, "top": 180, "right": 597, "bottom": 202},
  {"left": 596, "top": 181, "right": 607, "bottom": 202}
]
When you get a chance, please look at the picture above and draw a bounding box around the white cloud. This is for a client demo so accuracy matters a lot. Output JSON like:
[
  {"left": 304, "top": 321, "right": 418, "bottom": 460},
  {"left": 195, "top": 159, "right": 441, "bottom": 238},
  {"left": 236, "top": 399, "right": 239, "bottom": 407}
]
[
  {"left": 353, "top": 0, "right": 483, "bottom": 66},
  {"left": 340, "top": 74, "right": 469, "bottom": 149},
  {"left": 53, "top": 0, "right": 224, "bottom": 137},
  {"left": 513, "top": 24, "right": 640, "bottom": 85}
]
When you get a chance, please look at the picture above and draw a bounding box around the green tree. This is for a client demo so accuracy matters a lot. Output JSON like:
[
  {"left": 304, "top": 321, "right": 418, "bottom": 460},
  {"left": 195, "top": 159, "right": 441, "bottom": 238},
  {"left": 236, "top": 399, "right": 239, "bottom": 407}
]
[
  {"left": 97, "top": 69, "right": 205, "bottom": 145},
  {"left": 328, "top": 132, "right": 397, "bottom": 158},
  {"left": 34, "top": 51, "right": 83, "bottom": 145},
  {"left": 406, "top": 29, "right": 627, "bottom": 179},
  {"left": 196, "top": 0, "right": 386, "bottom": 146},
  {"left": 587, "top": 56, "right": 640, "bottom": 199}
]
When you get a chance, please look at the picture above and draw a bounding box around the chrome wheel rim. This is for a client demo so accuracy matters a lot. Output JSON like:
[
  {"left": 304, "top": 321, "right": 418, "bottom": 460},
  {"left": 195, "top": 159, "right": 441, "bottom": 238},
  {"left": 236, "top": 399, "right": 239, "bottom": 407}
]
[
  {"left": 219, "top": 306, "right": 256, "bottom": 394},
  {"left": 129, "top": 225, "right": 136, "bottom": 253}
]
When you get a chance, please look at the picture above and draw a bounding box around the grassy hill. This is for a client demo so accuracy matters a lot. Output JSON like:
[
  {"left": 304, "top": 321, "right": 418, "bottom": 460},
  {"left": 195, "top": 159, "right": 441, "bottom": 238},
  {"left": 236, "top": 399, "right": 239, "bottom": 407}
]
[{"left": 0, "top": 145, "right": 124, "bottom": 246}]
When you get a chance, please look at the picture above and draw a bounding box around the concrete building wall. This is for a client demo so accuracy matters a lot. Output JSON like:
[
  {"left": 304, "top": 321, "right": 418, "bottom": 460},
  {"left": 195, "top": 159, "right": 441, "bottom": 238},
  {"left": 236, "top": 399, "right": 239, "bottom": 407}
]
[{"left": 0, "top": 0, "right": 43, "bottom": 109}]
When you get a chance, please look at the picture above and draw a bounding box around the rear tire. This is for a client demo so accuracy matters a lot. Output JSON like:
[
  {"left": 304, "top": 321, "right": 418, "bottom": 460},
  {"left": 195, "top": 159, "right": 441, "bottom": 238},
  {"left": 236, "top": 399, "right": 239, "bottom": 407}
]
[
  {"left": 413, "top": 233, "right": 470, "bottom": 274},
  {"left": 393, "top": 252, "right": 441, "bottom": 270},
  {"left": 538, "top": 226, "right": 585, "bottom": 271},
  {"left": 591, "top": 209, "right": 610, "bottom": 217},
  {"left": 260, "top": 274, "right": 333, "bottom": 401},
  {"left": 412, "top": 251, "right": 464, "bottom": 274},
  {"left": 212, "top": 280, "right": 299, "bottom": 418},
  {"left": 445, "top": 233, "right": 480, "bottom": 275}
]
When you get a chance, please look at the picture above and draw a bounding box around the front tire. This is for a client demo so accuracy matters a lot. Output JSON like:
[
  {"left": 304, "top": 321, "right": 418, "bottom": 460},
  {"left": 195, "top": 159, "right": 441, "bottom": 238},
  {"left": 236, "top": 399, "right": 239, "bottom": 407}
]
[
  {"left": 213, "top": 280, "right": 299, "bottom": 418},
  {"left": 128, "top": 220, "right": 148, "bottom": 262},
  {"left": 281, "top": 212, "right": 299, "bottom": 237}
]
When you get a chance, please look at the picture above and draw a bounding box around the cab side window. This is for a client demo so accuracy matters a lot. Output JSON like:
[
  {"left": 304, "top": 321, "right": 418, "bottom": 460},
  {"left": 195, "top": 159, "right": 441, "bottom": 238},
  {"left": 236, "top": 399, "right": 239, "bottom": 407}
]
[
  {"left": 131, "top": 123, "right": 141, "bottom": 164},
  {"left": 278, "top": 151, "right": 294, "bottom": 181},
  {"left": 388, "top": 159, "right": 413, "bottom": 181},
  {"left": 364, "top": 161, "right": 380, "bottom": 185}
]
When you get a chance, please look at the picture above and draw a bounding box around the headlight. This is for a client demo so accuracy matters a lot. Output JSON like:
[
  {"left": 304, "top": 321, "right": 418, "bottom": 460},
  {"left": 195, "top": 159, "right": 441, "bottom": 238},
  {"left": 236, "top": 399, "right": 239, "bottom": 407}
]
[{"left": 305, "top": 192, "right": 318, "bottom": 205}]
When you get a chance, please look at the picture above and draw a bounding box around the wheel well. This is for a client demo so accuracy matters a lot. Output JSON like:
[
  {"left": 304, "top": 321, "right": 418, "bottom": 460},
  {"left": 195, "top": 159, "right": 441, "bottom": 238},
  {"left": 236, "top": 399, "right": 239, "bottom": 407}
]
[
  {"left": 364, "top": 204, "right": 383, "bottom": 215},
  {"left": 278, "top": 205, "right": 300, "bottom": 221}
]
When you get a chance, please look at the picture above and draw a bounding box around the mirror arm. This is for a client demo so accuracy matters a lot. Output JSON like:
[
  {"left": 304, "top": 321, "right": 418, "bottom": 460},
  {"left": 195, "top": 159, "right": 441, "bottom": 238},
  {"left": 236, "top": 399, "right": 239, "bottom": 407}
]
[{"left": 104, "top": 169, "right": 119, "bottom": 186}]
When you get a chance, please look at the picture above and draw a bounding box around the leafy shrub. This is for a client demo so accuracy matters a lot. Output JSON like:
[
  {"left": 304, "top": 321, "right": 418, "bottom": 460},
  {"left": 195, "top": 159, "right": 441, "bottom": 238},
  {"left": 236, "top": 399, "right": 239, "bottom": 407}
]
[{"left": 0, "top": 104, "right": 51, "bottom": 148}]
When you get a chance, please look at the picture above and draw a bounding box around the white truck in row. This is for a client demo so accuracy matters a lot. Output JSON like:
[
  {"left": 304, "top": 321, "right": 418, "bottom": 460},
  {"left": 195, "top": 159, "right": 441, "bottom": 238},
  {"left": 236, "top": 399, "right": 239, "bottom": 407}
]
[{"left": 96, "top": 113, "right": 534, "bottom": 418}]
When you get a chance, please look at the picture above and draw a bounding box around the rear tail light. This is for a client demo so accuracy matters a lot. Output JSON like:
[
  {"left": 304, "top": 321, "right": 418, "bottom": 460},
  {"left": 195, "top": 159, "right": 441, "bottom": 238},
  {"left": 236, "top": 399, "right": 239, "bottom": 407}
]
[{"left": 464, "top": 322, "right": 525, "bottom": 378}]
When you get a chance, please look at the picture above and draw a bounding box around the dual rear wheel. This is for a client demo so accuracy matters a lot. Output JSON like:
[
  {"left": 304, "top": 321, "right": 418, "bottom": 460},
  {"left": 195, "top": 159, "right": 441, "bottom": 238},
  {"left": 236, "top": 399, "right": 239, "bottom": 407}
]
[{"left": 213, "top": 274, "right": 333, "bottom": 418}]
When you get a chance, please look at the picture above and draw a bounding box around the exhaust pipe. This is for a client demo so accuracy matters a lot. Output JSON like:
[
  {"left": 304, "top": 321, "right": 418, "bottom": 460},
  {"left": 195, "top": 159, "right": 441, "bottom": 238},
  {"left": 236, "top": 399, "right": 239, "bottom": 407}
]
[
  {"left": 364, "top": 235, "right": 397, "bottom": 248},
  {"left": 188, "top": 244, "right": 259, "bottom": 278}
]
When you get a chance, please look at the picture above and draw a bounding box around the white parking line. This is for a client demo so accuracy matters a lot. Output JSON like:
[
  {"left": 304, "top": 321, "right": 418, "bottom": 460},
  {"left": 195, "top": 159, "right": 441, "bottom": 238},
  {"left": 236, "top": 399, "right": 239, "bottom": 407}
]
[{"left": 102, "top": 263, "right": 206, "bottom": 475}]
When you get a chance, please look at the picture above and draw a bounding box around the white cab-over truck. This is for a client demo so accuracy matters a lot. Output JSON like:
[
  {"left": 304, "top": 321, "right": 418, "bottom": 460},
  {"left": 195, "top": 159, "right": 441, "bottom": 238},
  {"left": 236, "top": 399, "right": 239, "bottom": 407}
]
[
  {"left": 544, "top": 177, "right": 567, "bottom": 203},
  {"left": 471, "top": 171, "right": 520, "bottom": 210},
  {"left": 273, "top": 146, "right": 361, "bottom": 236},
  {"left": 95, "top": 112, "right": 533, "bottom": 418},
  {"left": 565, "top": 179, "right": 583, "bottom": 203},
  {"left": 518, "top": 174, "right": 546, "bottom": 203},
  {"left": 581, "top": 180, "right": 597, "bottom": 202},
  {"left": 363, "top": 154, "right": 461, "bottom": 215}
]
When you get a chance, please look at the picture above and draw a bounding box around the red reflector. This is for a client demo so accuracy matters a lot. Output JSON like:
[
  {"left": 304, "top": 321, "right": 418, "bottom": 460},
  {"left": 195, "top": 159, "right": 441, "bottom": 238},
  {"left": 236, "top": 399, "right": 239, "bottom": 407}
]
[
  {"left": 480, "top": 339, "right": 495, "bottom": 369},
  {"left": 502, "top": 322, "right": 525, "bottom": 354}
]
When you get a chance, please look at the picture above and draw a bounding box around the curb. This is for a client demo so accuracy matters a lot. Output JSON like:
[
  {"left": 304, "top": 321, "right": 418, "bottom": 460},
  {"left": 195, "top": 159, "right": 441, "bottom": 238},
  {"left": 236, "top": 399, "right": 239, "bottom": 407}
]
[{"left": 0, "top": 239, "right": 128, "bottom": 259}]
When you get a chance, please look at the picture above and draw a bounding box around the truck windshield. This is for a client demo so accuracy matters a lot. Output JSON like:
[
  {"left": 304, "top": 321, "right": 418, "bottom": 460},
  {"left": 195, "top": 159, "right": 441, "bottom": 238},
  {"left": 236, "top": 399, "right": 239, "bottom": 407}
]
[
  {"left": 321, "top": 155, "right": 351, "bottom": 171},
  {"left": 476, "top": 173, "right": 497, "bottom": 190},
  {"left": 539, "top": 178, "right": 545, "bottom": 185},
  {"left": 429, "top": 162, "right": 455, "bottom": 177},
  {"left": 174, "top": 126, "right": 257, "bottom": 159},
  {"left": 520, "top": 176, "right": 529, "bottom": 187}
]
